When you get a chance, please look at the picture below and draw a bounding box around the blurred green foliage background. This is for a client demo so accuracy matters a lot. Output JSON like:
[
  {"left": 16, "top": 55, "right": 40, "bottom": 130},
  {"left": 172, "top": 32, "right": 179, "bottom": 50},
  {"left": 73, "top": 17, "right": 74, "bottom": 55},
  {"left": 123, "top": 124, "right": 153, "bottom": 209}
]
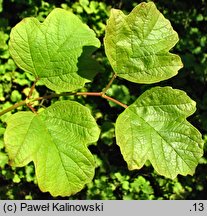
[{"left": 0, "top": 0, "right": 207, "bottom": 199}]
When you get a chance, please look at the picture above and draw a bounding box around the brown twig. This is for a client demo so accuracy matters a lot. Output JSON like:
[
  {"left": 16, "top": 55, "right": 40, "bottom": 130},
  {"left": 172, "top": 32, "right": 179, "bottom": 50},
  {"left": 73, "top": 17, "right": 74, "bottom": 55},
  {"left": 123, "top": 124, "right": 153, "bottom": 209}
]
[
  {"left": 0, "top": 74, "right": 128, "bottom": 117},
  {"left": 101, "top": 73, "right": 117, "bottom": 95}
]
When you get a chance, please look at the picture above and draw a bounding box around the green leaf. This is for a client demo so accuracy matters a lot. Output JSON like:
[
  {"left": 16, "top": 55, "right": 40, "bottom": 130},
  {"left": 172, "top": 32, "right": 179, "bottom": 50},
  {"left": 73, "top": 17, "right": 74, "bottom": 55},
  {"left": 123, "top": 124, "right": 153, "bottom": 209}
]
[
  {"left": 77, "top": 46, "right": 103, "bottom": 80},
  {"left": 0, "top": 31, "right": 9, "bottom": 59},
  {"left": 104, "top": 2, "right": 183, "bottom": 84},
  {"left": 0, "top": 152, "right": 8, "bottom": 168},
  {"left": 4, "top": 101, "right": 100, "bottom": 196},
  {"left": 115, "top": 87, "right": 203, "bottom": 179},
  {"left": 0, "top": 0, "right": 3, "bottom": 13},
  {"left": 9, "top": 8, "right": 100, "bottom": 92}
]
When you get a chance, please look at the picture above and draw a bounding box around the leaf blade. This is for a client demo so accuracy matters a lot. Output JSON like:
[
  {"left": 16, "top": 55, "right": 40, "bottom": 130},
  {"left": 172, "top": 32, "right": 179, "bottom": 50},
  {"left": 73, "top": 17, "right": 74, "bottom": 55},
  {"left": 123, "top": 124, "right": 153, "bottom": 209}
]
[
  {"left": 9, "top": 8, "right": 100, "bottom": 92},
  {"left": 115, "top": 87, "right": 203, "bottom": 179},
  {"left": 4, "top": 101, "right": 100, "bottom": 196},
  {"left": 104, "top": 2, "right": 183, "bottom": 84}
]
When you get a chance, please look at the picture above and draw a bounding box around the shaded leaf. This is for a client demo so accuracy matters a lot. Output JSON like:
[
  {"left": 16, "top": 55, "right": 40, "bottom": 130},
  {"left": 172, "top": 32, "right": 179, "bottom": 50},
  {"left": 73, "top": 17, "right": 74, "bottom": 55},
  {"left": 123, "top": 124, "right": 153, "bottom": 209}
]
[
  {"left": 115, "top": 87, "right": 203, "bottom": 178},
  {"left": 77, "top": 46, "right": 103, "bottom": 80},
  {"left": 4, "top": 101, "right": 100, "bottom": 196},
  {"left": 9, "top": 8, "right": 100, "bottom": 92},
  {"left": 104, "top": 2, "right": 183, "bottom": 84}
]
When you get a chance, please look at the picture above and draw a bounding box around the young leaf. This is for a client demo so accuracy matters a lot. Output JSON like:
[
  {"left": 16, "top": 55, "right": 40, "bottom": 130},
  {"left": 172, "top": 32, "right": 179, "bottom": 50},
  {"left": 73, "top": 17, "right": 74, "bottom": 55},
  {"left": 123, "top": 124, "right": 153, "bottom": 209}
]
[
  {"left": 9, "top": 8, "right": 100, "bottom": 92},
  {"left": 4, "top": 101, "right": 100, "bottom": 196},
  {"left": 104, "top": 2, "right": 183, "bottom": 84},
  {"left": 115, "top": 87, "right": 203, "bottom": 179}
]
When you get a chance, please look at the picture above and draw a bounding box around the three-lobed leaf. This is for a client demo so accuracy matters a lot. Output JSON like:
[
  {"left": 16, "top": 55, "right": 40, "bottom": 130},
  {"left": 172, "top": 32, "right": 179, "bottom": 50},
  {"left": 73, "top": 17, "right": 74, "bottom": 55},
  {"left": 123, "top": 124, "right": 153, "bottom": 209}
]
[
  {"left": 115, "top": 87, "right": 203, "bottom": 179},
  {"left": 9, "top": 8, "right": 100, "bottom": 92},
  {"left": 104, "top": 2, "right": 183, "bottom": 84},
  {"left": 4, "top": 101, "right": 100, "bottom": 196}
]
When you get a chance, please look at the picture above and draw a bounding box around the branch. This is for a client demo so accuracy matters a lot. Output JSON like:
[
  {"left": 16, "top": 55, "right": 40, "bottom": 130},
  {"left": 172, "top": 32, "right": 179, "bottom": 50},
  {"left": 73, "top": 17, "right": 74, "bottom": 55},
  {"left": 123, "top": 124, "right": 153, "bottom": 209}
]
[
  {"left": 101, "top": 94, "right": 128, "bottom": 109},
  {"left": 0, "top": 100, "right": 27, "bottom": 116},
  {"left": 28, "top": 77, "right": 39, "bottom": 98},
  {"left": 102, "top": 73, "right": 117, "bottom": 95},
  {"left": 0, "top": 91, "right": 128, "bottom": 117}
]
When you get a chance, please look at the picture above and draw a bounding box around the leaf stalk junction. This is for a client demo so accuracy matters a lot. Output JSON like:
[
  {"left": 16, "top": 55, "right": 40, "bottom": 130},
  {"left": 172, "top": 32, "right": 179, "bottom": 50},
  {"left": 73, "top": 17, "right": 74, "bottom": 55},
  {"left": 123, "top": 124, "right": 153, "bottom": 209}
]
[{"left": 0, "top": 74, "right": 127, "bottom": 116}]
